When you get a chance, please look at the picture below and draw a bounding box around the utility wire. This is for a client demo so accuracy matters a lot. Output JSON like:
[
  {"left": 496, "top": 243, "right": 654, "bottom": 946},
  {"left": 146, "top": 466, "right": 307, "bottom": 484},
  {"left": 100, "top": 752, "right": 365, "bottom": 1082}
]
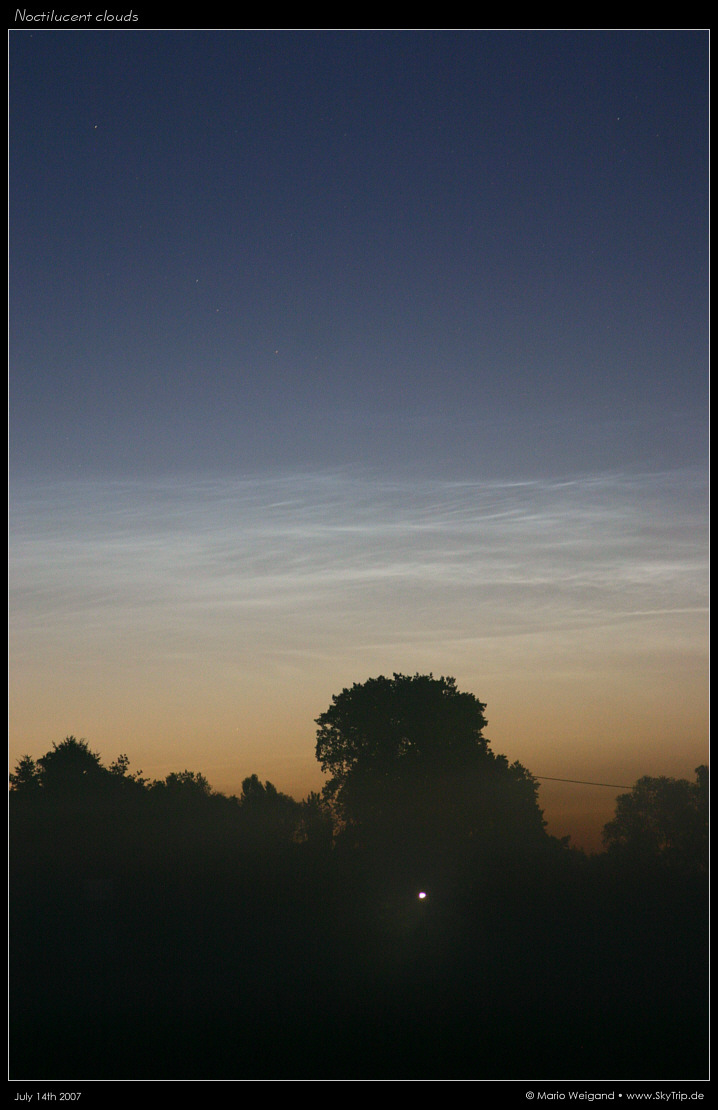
[{"left": 535, "top": 776, "right": 632, "bottom": 789}]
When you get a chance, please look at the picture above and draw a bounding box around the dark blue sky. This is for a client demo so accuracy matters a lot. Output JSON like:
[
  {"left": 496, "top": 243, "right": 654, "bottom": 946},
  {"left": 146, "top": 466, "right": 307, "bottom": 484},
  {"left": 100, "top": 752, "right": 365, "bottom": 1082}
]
[
  {"left": 11, "top": 29, "right": 708, "bottom": 479},
  {"left": 9, "top": 30, "right": 709, "bottom": 847}
]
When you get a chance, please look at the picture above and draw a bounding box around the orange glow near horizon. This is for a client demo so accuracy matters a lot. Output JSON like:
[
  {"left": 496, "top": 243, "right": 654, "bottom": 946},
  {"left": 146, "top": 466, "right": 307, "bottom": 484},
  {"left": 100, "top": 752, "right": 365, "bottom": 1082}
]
[{"left": 9, "top": 472, "right": 707, "bottom": 853}]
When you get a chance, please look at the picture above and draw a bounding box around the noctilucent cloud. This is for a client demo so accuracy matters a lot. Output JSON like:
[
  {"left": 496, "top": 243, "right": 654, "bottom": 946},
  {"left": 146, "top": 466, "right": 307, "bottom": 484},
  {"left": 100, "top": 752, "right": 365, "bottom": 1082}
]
[{"left": 9, "top": 29, "right": 708, "bottom": 849}]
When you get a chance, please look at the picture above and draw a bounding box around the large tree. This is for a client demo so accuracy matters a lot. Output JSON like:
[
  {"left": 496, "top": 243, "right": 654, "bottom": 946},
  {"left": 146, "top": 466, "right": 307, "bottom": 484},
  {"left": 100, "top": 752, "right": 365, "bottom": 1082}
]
[
  {"left": 316, "top": 673, "right": 488, "bottom": 808},
  {"left": 10, "top": 737, "right": 145, "bottom": 801},
  {"left": 602, "top": 766, "right": 708, "bottom": 873},
  {"left": 315, "top": 673, "right": 546, "bottom": 864},
  {"left": 16, "top": 736, "right": 107, "bottom": 797}
]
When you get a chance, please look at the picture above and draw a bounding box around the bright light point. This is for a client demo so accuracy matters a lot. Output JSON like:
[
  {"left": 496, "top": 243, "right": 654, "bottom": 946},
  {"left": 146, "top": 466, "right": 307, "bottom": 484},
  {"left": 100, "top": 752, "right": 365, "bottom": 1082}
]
[{"left": 418, "top": 891, "right": 427, "bottom": 900}]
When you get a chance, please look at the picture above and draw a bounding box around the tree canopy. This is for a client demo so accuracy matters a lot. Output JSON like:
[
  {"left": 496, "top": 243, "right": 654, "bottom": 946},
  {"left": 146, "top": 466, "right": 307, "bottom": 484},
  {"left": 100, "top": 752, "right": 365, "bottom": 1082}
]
[
  {"left": 316, "top": 673, "right": 488, "bottom": 810},
  {"left": 9, "top": 736, "right": 108, "bottom": 798},
  {"left": 315, "top": 673, "right": 546, "bottom": 861},
  {"left": 602, "top": 766, "right": 708, "bottom": 873},
  {"left": 9, "top": 736, "right": 147, "bottom": 803}
]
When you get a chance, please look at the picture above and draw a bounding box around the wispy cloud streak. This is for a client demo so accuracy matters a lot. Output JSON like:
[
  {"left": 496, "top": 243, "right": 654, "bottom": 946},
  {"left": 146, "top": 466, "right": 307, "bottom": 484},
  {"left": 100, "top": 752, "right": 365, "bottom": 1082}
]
[{"left": 10, "top": 470, "right": 707, "bottom": 660}]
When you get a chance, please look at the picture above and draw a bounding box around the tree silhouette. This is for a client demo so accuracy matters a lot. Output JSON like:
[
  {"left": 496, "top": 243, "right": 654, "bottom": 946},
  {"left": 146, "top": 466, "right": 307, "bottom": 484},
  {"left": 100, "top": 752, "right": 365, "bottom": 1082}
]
[
  {"left": 238, "top": 774, "right": 301, "bottom": 846},
  {"left": 154, "top": 768, "right": 214, "bottom": 798},
  {"left": 108, "top": 752, "right": 148, "bottom": 792},
  {"left": 10, "top": 738, "right": 148, "bottom": 804},
  {"left": 294, "top": 790, "right": 334, "bottom": 850},
  {"left": 8, "top": 754, "right": 42, "bottom": 795},
  {"left": 316, "top": 673, "right": 488, "bottom": 817},
  {"left": 240, "top": 773, "right": 289, "bottom": 807},
  {"left": 602, "top": 766, "right": 708, "bottom": 873},
  {"left": 315, "top": 673, "right": 547, "bottom": 876},
  {"left": 35, "top": 736, "right": 107, "bottom": 796}
]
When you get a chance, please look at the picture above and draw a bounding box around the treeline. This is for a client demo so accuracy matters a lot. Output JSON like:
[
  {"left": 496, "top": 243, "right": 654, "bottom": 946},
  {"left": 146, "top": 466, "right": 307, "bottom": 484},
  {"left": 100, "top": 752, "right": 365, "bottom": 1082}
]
[
  {"left": 9, "top": 676, "right": 708, "bottom": 1080},
  {"left": 10, "top": 736, "right": 324, "bottom": 858}
]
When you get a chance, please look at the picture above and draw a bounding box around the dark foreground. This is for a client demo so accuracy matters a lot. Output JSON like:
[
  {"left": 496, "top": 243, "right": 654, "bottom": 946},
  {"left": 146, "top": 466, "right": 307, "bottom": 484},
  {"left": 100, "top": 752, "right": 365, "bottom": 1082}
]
[{"left": 10, "top": 808, "right": 707, "bottom": 1081}]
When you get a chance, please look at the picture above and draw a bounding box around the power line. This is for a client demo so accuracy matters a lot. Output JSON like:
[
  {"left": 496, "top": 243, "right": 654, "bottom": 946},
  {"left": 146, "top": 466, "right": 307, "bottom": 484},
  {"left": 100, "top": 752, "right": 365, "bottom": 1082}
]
[{"left": 536, "top": 776, "right": 632, "bottom": 789}]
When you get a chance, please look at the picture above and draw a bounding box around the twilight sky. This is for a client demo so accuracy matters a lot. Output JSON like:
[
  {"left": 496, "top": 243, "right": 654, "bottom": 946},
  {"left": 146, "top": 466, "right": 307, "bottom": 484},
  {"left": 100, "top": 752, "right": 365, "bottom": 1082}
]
[{"left": 9, "top": 29, "right": 708, "bottom": 849}]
